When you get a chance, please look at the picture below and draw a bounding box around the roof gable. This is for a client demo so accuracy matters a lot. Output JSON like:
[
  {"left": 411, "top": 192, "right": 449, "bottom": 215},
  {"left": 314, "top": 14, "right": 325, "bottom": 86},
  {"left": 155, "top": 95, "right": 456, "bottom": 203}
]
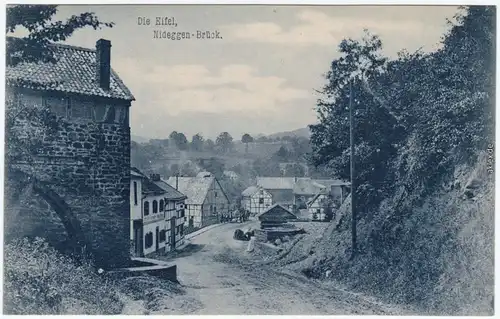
[
  {"left": 154, "top": 179, "right": 187, "bottom": 201},
  {"left": 242, "top": 186, "right": 260, "bottom": 197},
  {"left": 142, "top": 178, "right": 166, "bottom": 196},
  {"left": 256, "top": 177, "right": 296, "bottom": 189},
  {"left": 6, "top": 39, "right": 134, "bottom": 101},
  {"left": 257, "top": 204, "right": 297, "bottom": 221},
  {"left": 166, "top": 176, "right": 214, "bottom": 205}
]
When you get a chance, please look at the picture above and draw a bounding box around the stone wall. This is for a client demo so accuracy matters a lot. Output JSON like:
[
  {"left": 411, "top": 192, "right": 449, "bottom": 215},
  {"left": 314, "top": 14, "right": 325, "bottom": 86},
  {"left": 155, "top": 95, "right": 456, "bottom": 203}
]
[{"left": 5, "top": 87, "right": 132, "bottom": 269}]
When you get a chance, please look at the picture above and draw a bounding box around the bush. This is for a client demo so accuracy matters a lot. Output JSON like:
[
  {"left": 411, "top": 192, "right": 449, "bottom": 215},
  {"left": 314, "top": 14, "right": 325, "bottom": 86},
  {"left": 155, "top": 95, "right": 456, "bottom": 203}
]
[{"left": 3, "top": 237, "right": 124, "bottom": 315}]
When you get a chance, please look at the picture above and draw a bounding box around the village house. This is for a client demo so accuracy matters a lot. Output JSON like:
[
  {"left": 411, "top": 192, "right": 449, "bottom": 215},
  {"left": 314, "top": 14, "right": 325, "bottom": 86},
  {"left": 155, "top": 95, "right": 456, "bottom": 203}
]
[
  {"left": 151, "top": 174, "right": 187, "bottom": 250},
  {"left": 292, "top": 178, "right": 328, "bottom": 210},
  {"left": 223, "top": 170, "right": 240, "bottom": 181},
  {"left": 167, "top": 172, "right": 230, "bottom": 228},
  {"left": 130, "top": 168, "right": 188, "bottom": 257},
  {"left": 257, "top": 204, "right": 298, "bottom": 229},
  {"left": 255, "top": 177, "right": 350, "bottom": 217},
  {"left": 306, "top": 181, "right": 350, "bottom": 221},
  {"left": 241, "top": 186, "right": 273, "bottom": 216},
  {"left": 6, "top": 37, "right": 134, "bottom": 268},
  {"left": 255, "top": 177, "right": 296, "bottom": 212}
]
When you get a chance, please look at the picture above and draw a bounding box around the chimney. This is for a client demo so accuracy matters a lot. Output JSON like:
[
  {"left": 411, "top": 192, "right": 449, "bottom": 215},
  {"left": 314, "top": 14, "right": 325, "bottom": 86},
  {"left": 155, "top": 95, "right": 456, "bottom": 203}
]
[
  {"left": 176, "top": 174, "right": 179, "bottom": 190},
  {"left": 96, "top": 39, "right": 111, "bottom": 90},
  {"left": 150, "top": 174, "right": 160, "bottom": 181}
]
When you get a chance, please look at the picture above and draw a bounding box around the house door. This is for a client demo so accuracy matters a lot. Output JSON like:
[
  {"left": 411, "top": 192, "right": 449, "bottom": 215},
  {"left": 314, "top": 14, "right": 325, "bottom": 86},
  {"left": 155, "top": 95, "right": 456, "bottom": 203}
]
[
  {"left": 170, "top": 218, "right": 176, "bottom": 251},
  {"left": 134, "top": 221, "right": 144, "bottom": 257},
  {"left": 155, "top": 226, "right": 159, "bottom": 251}
]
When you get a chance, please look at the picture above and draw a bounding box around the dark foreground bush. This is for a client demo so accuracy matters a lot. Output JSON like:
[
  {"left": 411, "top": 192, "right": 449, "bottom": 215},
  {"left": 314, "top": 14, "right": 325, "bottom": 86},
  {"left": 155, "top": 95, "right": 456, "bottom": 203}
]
[{"left": 3, "top": 237, "right": 124, "bottom": 315}]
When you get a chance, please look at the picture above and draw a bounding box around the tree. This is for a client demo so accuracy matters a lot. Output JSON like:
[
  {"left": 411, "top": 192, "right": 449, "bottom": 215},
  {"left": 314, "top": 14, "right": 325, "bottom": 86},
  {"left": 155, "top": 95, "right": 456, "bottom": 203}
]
[
  {"left": 310, "top": 7, "right": 495, "bottom": 214},
  {"left": 252, "top": 159, "right": 282, "bottom": 177},
  {"left": 169, "top": 131, "right": 188, "bottom": 150},
  {"left": 197, "top": 157, "right": 225, "bottom": 179},
  {"left": 6, "top": 5, "right": 114, "bottom": 66},
  {"left": 204, "top": 139, "right": 215, "bottom": 151},
  {"left": 283, "top": 163, "right": 306, "bottom": 177},
  {"left": 191, "top": 133, "right": 204, "bottom": 152},
  {"left": 216, "top": 132, "right": 234, "bottom": 154},
  {"left": 256, "top": 136, "right": 269, "bottom": 143},
  {"left": 241, "top": 133, "right": 254, "bottom": 153},
  {"left": 5, "top": 5, "right": 114, "bottom": 254},
  {"left": 309, "top": 30, "right": 399, "bottom": 213},
  {"left": 275, "top": 146, "right": 290, "bottom": 161}
]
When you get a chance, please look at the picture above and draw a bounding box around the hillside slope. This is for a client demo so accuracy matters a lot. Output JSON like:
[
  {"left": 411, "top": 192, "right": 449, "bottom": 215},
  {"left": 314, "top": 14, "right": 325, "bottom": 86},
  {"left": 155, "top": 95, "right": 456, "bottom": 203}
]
[
  {"left": 271, "top": 151, "right": 494, "bottom": 315},
  {"left": 267, "top": 127, "right": 311, "bottom": 139}
]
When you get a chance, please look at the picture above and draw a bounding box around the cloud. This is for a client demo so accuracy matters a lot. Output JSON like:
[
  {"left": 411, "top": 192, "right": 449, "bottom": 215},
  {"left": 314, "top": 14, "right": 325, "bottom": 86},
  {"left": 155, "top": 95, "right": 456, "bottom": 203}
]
[
  {"left": 113, "top": 59, "right": 312, "bottom": 117},
  {"left": 221, "top": 9, "right": 432, "bottom": 47}
]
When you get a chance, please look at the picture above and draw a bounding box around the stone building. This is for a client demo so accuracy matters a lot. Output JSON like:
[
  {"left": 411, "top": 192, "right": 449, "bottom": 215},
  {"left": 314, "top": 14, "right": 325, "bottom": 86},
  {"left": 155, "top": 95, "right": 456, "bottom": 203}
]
[{"left": 5, "top": 38, "right": 135, "bottom": 268}]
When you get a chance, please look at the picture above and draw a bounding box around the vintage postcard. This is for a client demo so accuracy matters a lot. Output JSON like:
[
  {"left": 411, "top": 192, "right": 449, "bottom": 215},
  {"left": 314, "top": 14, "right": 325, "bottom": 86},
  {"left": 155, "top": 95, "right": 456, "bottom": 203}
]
[{"left": 3, "top": 3, "right": 496, "bottom": 316}]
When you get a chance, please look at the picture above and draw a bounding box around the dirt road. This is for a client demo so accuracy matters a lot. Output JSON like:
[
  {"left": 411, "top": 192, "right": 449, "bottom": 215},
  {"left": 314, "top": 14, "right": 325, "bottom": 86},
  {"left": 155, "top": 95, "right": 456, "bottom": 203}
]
[{"left": 171, "top": 221, "right": 412, "bottom": 315}]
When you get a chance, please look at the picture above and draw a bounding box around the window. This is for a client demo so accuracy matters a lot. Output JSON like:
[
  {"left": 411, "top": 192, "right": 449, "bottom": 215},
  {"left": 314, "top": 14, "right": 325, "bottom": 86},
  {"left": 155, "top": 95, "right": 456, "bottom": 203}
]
[
  {"left": 144, "top": 201, "right": 150, "bottom": 216},
  {"left": 133, "top": 182, "right": 138, "bottom": 205},
  {"left": 316, "top": 209, "right": 321, "bottom": 214},
  {"left": 259, "top": 198, "right": 264, "bottom": 204},
  {"left": 159, "top": 199, "right": 164, "bottom": 212},
  {"left": 70, "top": 98, "right": 94, "bottom": 121},
  {"left": 159, "top": 230, "right": 166, "bottom": 242},
  {"left": 153, "top": 200, "right": 158, "bottom": 214},
  {"left": 180, "top": 209, "right": 185, "bottom": 218},
  {"left": 145, "top": 232, "right": 153, "bottom": 248},
  {"left": 104, "top": 105, "right": 116, "bottom": 123},
  {"left": 176, "top": 226, "right": 179, "bottom": 235},
  {"left": 215, "top": 191, "right": 218, "bottom": 198},
  {"left": 180, "top": 224, "right": 184, "bottom": 236}
]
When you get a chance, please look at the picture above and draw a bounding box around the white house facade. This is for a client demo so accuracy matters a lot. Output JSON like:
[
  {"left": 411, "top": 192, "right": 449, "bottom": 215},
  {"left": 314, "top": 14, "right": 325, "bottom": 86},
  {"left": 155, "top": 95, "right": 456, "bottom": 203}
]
[
  {"left": 307, "top": 193, "right": 328, "bottom": 221},
  {"left": 241, "top": 186, "right": 273, "bottom": 216},
  {"left": 152, "top": 175, "right": 187, "bottom": 250},
  {"left": 130, "top": 168, "right": 188, "bottom": 257}
]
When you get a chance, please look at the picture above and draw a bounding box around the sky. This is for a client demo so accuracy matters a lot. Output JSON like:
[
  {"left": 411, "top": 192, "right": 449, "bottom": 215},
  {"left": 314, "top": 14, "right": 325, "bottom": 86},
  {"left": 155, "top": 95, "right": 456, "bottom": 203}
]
[{"left": 46, "top": 5, "right": 458, "bottom": 140}]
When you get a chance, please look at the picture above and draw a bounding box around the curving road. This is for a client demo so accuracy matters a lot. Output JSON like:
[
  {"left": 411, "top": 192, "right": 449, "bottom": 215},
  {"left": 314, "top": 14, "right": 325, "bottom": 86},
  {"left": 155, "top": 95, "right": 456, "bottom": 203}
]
[{"left": 171, "top": 221, "right": 412, "bottom": 315}]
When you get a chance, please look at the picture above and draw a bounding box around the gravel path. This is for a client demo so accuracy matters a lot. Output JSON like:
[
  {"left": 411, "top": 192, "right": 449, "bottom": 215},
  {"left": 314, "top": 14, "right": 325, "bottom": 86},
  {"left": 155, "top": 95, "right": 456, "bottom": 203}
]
[{"left": 170, "top": 221, "right": 414, "bottom": 315}]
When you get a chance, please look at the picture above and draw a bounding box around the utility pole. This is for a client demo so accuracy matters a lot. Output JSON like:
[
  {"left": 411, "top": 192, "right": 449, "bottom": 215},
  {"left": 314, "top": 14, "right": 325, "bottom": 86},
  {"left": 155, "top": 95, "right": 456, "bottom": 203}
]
[{"left": 349, "top": 79, "right": 357, "bottom": 258}]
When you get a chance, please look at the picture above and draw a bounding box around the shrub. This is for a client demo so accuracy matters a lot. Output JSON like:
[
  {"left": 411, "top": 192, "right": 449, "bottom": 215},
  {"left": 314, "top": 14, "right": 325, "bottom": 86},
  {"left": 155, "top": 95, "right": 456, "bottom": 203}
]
[{"left": 3, "top": 237, "right": 123, "bottom": 315}]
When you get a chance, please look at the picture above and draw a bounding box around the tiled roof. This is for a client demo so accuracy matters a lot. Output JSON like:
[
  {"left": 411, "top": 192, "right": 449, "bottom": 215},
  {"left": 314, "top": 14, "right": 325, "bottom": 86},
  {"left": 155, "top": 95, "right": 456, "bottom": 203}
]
[
  {"left": 256, "top": 176, "right": 350, "bottom": 196},
  {"left": 256, "top": 177, "right": 296, "bottom": 190},
  {"left": 293, "top": 178, "right": 327, "bottom": 196},
  {"left": 153, "top": 179, "right": 187, "bottom": 201},
  {"left": 142, "top": 178, "right": 166, "bottom": 196},
  {"left": 166, "top": 176, "right": 213, "bottom": 205},
  {"left": 314, "top": 179, "right": 351, "bottom": 187},
  {"left": 6, "top": 38, "right": 134, "bottom": 101},
  {"left": 257, "top": 203, "right": 296, "bottom": 220},
  {"left": 242, "top": 186, "right": 260, "bottom": 197},
  {"left": 131, "top": 167, "right": 146, "bottom": 179}
]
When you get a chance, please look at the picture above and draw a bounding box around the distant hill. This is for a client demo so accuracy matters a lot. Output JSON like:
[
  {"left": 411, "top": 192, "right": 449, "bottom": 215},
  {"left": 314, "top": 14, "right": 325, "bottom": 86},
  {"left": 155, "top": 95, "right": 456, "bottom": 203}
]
[
  {"left": 267, "top": 127, "right": 311, "bottom": 139},
  {"left": 131, "top": 134, "right": 151, "bottom": 144}
]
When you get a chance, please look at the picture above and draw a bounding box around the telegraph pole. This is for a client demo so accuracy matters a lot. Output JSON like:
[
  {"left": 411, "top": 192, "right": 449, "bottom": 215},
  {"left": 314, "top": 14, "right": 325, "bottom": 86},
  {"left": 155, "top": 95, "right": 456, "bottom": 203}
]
[{"left": 349, "top": 79, "right": 357, "bottom": 258}]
